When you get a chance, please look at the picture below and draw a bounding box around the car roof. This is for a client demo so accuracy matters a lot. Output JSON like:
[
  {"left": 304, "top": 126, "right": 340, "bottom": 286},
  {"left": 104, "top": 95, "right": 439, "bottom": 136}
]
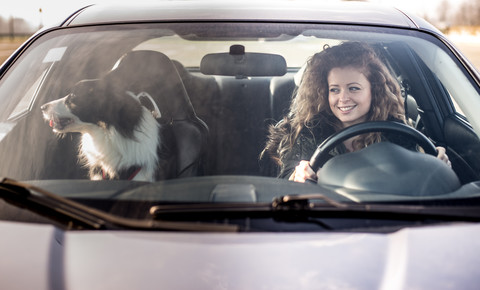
[{"left": 63, "top": 1, "right": 439, "bottom": 33}]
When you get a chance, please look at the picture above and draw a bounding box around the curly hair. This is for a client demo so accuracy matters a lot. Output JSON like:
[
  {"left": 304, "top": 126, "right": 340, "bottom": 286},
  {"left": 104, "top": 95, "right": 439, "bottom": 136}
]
[{"left": 263, "top": 41, "right": 406, "bottom": 165}]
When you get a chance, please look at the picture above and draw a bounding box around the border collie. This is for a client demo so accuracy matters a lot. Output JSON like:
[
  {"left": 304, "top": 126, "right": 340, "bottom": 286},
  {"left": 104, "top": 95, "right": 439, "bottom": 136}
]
[{"left": 41, "top": 79, "right": 167, "bottom": 181}]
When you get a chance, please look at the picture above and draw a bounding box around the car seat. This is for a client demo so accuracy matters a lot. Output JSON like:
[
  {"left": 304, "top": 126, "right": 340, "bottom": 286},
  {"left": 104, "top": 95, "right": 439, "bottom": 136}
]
[{"left": 106, "top": 50, "right": 209, "bottom": 179}]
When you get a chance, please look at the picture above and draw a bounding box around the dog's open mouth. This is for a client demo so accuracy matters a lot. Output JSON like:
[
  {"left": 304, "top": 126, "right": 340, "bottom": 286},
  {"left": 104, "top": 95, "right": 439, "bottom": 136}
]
[{"left": 49, "top": 117, "right": 74, "bottom": 130}]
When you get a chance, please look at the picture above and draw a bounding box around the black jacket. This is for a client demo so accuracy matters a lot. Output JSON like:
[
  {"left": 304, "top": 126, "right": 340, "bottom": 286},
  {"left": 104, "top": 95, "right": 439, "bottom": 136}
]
[{"left": 278, "top": 120, "right": 417, "bottom": 179}]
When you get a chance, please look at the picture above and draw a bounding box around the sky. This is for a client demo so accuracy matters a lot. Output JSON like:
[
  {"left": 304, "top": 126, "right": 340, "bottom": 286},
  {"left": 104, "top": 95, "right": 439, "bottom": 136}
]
[
  {"left": 1, "top": 0, "right": 453, "bottom": 28},
  {"left": 2, "top": 0, "right": 126, "bottom": 27}
]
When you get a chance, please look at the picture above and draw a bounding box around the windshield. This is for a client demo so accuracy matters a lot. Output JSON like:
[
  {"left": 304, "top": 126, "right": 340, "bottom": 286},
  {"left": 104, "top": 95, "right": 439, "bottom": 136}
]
[{"left": 1, "top": 22, "right": 480, "bottom": 229}]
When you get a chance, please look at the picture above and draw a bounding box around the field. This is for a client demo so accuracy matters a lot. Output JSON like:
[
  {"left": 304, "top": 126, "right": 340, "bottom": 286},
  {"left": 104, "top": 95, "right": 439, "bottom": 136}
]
[{"left": 0, "top": 36, "right": 29, "bottom": 64}]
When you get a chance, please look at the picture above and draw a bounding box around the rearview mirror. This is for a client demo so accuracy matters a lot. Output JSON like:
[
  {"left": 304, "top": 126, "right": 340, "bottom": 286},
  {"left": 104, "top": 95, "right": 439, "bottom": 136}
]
[{"left": 200, "top": 45, "right": 287, "bottom": 77}]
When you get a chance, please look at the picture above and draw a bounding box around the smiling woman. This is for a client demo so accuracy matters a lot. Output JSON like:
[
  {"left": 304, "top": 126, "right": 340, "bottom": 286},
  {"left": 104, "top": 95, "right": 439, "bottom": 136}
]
[{"left": 262, "top": 41, "right": 451, "bottom": 182}]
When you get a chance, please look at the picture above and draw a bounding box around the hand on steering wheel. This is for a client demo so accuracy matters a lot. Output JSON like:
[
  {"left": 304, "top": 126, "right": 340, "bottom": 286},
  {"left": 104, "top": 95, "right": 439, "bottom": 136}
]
[
  {"left": 289, "top": 121, "right": 442, "bottom": 183},
  {"left": 289, "top": 160, "right": 317, "bottom": 183},
  {"left": 309, "top": 121, "right": 437, "bottom": 172}
]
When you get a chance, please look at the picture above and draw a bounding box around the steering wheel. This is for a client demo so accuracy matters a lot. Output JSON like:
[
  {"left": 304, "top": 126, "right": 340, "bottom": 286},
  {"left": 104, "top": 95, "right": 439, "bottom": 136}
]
[{"left": 309, "top": 121, "right": 437, "bottom": 172}]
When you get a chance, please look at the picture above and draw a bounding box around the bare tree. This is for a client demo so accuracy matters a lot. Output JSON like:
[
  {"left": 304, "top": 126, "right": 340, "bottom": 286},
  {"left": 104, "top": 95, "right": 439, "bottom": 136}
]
[
  {"left": 453, "top": 0, "right": 480, "bottom": 26},
  {"left": 438, "top": 0, "right": 451, "bottom": 24}
]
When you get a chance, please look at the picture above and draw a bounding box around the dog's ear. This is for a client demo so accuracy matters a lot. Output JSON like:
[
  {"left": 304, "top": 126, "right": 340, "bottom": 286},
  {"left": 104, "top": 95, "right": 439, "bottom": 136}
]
[
  {"left": 68, "top": 81, "right": 104, "bottom": 121},
  {"left": 102, "top": 87, "right": 144, "bottom": 138}
]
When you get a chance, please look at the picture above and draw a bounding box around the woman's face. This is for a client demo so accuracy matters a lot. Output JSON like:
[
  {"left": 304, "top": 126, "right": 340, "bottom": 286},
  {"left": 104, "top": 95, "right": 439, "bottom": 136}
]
[{"left": 328, "top": 66, "right": 372, "bottom": 128}]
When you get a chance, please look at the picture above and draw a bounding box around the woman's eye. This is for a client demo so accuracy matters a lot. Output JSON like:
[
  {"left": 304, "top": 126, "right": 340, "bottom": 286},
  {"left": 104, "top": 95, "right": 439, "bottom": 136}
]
[
  {"left": 349, "top": 86, "right": 361, "bottom": 92},
  {"left": 329, "top": 88, "right": 339, "bottom": 93}
]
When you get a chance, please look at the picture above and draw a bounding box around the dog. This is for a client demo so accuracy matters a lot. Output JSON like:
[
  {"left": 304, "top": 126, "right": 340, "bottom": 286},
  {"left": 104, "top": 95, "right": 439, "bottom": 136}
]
[{"left": 41, "top": 79, "right": 173, "bottom": 181}]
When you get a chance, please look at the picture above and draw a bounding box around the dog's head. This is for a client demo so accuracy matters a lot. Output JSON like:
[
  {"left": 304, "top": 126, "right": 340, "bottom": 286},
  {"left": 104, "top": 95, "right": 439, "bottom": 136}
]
[{"left": 41, "top": 79, "right": 144, "bottom": 138}]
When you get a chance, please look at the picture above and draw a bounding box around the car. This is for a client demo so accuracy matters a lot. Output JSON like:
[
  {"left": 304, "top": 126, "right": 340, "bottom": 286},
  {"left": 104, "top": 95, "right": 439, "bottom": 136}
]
[{"left": 1, "top": 1, "right": 480, "bottom": 289}]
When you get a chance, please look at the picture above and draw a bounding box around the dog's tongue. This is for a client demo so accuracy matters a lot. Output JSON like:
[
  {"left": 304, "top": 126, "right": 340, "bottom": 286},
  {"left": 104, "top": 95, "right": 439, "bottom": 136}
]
[{"left": 49, "top": 119, "right": 54, "bottom": 128}]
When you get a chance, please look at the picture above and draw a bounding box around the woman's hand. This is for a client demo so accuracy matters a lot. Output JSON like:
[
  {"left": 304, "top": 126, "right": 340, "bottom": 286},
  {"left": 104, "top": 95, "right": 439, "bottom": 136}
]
[
  {"left": 289, "top": 160, "right": 317, "bottom": 183},
  {"left": 436, "top": 146, "right": 452, "bottom": 168},
  {"left": 289, "top": 147, "right": 451, "bottom": 183}
]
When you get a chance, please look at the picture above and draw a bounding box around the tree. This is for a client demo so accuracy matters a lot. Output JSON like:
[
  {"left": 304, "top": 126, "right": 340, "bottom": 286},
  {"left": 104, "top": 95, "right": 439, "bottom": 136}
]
[{"left": 453, "top": 0, "right": 480, "bottom": 26}]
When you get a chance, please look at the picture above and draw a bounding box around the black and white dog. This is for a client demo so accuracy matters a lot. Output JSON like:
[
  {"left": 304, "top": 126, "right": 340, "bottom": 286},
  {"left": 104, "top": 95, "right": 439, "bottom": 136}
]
[{"left": 41, "top": 79, "right": 169, "bottom": 181}]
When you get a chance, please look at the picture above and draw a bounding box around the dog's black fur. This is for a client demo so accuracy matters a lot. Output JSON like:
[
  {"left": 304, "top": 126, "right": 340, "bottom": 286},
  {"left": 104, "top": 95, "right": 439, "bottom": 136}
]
[{"left": 41, "top": 79, "right": 176, "bottom": 181}]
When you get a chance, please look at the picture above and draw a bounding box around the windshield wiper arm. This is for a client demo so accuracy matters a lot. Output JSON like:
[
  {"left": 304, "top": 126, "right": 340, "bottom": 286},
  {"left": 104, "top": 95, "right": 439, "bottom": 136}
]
[
  {"left": 273, "top": 193, "right": 480, "bottom": 221},
  {"left": 149, "top": 192, "right": 480, "bottom": 224},
  {"left": 0, "top": 178, "right": 238, "bottom": 232},
  {"left": 150, "top": 193, "right": 345, "bottom": 216},
  {"left": 0, "top": 178, "right": 109, "bottom": 229},
  {"left": 272, "top": 193, "right": 348, "bottom": 211},
  {"left": 149, "top": 193, "right": 348, "bottom": 231}
]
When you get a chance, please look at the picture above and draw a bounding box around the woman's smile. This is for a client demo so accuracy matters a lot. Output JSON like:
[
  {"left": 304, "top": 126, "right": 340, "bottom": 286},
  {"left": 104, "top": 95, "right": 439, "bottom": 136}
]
[{"left": 337, "top": 104, "right": 357, "bottom": 113}]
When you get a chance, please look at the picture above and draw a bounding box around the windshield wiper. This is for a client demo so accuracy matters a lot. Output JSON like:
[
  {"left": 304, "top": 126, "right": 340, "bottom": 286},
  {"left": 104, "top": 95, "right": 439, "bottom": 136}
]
[
  {"left": 150, "top": 193, "right": 480, "bottom": 222},
  {"left": 273, "top": 193, "right": 480, "bottom": 221},
  {"left": 0, "top": 178, "right": 238, "bottom": 232},
  {"left": 272, "top": 193, "right": 348, "bottom": 210}
]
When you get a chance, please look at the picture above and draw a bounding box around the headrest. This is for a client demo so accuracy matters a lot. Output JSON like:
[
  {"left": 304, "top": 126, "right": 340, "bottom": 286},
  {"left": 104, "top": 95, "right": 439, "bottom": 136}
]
[
  {"left": 200, "top": 44, "right": 287, "bottom": 78},
  {"left": 106, "top": 50, "right": 195, "bottom": 122}
]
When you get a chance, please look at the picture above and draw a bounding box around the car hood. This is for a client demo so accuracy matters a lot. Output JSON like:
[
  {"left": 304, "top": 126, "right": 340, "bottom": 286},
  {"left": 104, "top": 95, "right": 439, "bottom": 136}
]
[{"left": 1, "top": 221, "right": 480, "bottom": 289}]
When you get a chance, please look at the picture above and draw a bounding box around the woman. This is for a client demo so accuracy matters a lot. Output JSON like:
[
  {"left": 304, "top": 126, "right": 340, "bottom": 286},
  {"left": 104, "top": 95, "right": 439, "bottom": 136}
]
[{"left": 263, "top": 41, "right": 450, "bottom": 182}]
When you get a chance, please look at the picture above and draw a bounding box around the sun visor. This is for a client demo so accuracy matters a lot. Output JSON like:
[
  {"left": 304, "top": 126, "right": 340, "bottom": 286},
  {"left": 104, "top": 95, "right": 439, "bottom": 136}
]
[{"left": 200, "top": 45, "right": 287, "bottom": 77}]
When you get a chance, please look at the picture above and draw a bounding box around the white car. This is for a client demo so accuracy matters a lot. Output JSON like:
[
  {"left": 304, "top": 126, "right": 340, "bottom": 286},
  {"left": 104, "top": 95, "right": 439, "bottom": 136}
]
[{"left": 1, "top": 1, "right": 480, "bottom": 289}]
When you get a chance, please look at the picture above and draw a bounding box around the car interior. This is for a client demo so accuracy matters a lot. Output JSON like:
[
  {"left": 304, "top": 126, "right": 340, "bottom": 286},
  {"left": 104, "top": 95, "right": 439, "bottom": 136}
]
[
  {"left": 172, "top": 41, "right": 480, "bottom": 185},
  {"left": 108, "top": 50, "right": 209, "bottom": 178},
  {"left": 0, "top": 26, "right": 479, "bottom": 190}
]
